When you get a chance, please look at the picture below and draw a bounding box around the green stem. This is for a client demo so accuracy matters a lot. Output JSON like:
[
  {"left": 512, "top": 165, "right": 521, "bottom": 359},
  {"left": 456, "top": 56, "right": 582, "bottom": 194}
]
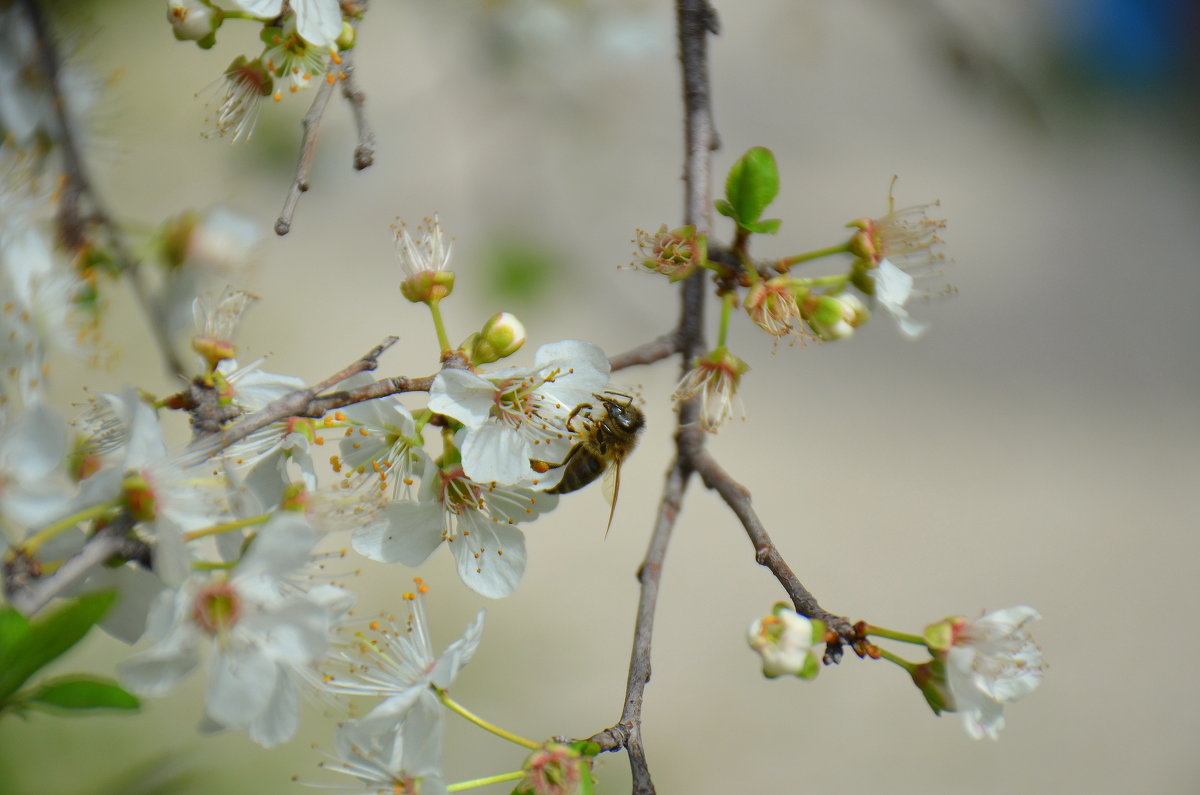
[
  {"left": 790, "top": 274, "right": 851, "bottom": 289},
  {"left": 182, "top": 512, "right": 271, "bottom": 543},
  {"left": 716, "top": 291, "right": 735, "bottom": 349},
  {"left": 875, "top": 646, "right": 918, "bottom": 674},
  {"left": 24, "top": 499, "right": 121, "bottom": 555},
  {"left": 863, "top": 625, "right": 928, "bottom": 647},
  {"left": 778, "top": 241, "right": 853, "bottom": 268},
  {"left": 426, "top": 298, "right": 452, "bottom": 355},
  {"left": 447, "top": 771, "right": 526, "bottom": 792},
  {"left": 437, "top": 688, "right": 540, "bottom": 750}
]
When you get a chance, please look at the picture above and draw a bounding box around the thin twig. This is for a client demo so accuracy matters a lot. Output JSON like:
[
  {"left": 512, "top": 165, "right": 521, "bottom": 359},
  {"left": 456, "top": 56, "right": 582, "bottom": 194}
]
[
  {"left": 339, "top": 49, "right": 376, "bottom": 170},
  {"left": 8, "top": 514, "right": 140, "bottom": 617},
  {"left": 690, "top": 446, "right": 854, "bottom": 658},
  {"left": 20, "top": 0, "right": 187, "bottom": 378},
  {"left": 609, "top": 332, "right": 681, "bottom": 372},
  {"left": 275, "top": 76, "right": 338, "bottom": 236},
  {"left": 179, "top": 336, "right": 406, "bottom": 466},
  {"left": 582, "top": 3, "right": 721, "bottom": 791}
]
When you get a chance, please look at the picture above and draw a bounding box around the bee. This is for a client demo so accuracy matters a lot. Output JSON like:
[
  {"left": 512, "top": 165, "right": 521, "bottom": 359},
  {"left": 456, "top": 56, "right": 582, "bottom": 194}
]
[{"left": 540, "top": 391, "right": 645, "bottom": 534}]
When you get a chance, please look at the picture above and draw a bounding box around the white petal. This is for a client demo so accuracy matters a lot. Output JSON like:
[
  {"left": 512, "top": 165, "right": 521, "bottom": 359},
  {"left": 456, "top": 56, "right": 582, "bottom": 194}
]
[
  {"left": 205, "top": 649, "right": 276, "bottom": 727},
  {"left": 238, "top": 512, "right": 316, "bottom": 579},
  {"left": 428, "top": 369, "right": 496, "bottom": 427},
  {"left": 354, "top": 500, "right": 445, "bottom": 565},
  {"left": 460, "top": 421, "right": 531, "bottom": 485},
  {"left": 430, "top": 609, "right": 485, "bottom": 689},
  {"left": 450, "top": 514, "right": 527, "bottom": 598},
  {"left": 247, "top": 666, "right": 299, "bottom": 747},
  {"left": 293, "top": 0, "right": 343, "bottom": 48},
  {"left": 226, "top": 0, "right": 283, "bottom": 15}
]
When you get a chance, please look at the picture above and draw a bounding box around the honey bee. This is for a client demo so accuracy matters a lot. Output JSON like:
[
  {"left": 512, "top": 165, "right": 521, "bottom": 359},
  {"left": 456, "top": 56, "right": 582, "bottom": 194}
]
[{"left": 541, "top": 391, "right": 645, "bottom": 534}]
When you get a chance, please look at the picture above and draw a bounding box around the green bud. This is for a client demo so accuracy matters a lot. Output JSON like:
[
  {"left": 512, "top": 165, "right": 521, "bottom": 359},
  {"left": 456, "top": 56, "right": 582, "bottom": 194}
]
[
  {"left": 336, "top": 21, "right": 356, "bottom": 50},
  {"left": 468, "top": 312, "right": 526, "bottom": 364}
]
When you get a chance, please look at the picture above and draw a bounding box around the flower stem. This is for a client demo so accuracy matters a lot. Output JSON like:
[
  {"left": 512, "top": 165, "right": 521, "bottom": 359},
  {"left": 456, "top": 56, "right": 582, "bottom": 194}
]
[
  {"left": 182, "top": 512, "right": 271, "bottom": 543},
  {"left": 778, "top": 241, "right": 852, "bottom": 268},
  {"left": 862, "top": 624, "right": 928, "bottom": 647},
  {"left": 426, "top": 298, "right": 452, "bottom": 356},
  {"left": 24, "top": 499, "right": 121, "bottom": 555},
  {"left": 447, "top": 770, "right": 526, "bottom": 792},
  {"left": 790, "top": 274, "right": 851, "bottom": 289},
  {"left": 716, "top": 291, "right": 735, "bottom": 349},
  {"left": 874, "top": 645, "right": 918, "bottom": 675},
  {"left": 436, "top": 688, "right": 541, "bottom": 750}
]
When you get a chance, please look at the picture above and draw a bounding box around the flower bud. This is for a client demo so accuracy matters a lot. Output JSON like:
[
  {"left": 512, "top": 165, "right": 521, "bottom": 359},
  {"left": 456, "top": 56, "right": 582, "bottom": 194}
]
[
  {"left": 747, "top": 603, "right": 823, "bottom": 679},
  {"left": 336, "top": 21, "right": 356, "bottom": 50},
  {"left": 804, "top": 293, "right": 868, "bottom": 340},
  {"left": 166, "top": 0, "right": 221, "bottom": 47},
  {"left": 468, "top": 312, "right": 526, "bottom": 364}
]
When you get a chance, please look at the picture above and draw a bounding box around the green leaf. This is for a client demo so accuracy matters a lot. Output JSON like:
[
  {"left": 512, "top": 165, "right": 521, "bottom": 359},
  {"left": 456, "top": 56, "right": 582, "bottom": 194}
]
[
  {"left": 742, "top": 217, "right": 782, "bottom": 235},
  {"left": 27, "top": 675, "right": 140, "bottom": 712},
  {"left": 576, "top": 758, "right": 596, "bottom": 795},
  {"left": 714, "top": 198, "right": 736, "bottom": 219},
  {"left": 0, "top": 591, "right": 117, "bottom": 700},
  {"left": 510, "top": 786, "right": 534, "bottom": 795},
  {"left": 723, "top": 146, "right": 780, "bottom": 228}
]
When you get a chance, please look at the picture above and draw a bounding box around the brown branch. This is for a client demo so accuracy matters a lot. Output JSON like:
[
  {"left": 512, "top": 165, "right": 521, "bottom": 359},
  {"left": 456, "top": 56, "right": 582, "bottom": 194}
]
[
  {"left": 275, "top": 8, "right": 373, "bottom": 235},
  {"left": 274, "top": 75, "right": 337, "bottom": 236},
  {"left": 339, "top": 49, "right": 376, "bottom": 170},
  {"left": 578, "top": 3, "right": 721, "bottom": 791},
  {"left": 7, "top": 514, "right": 142, "bottom": 617},
  {"left": 689, "top": 445, "right": 854, "bottom": 660},
  {"left": 179, "top": 336, "right": 410, "bottom": 466},
  {"left": 20, "top": 0, "right": 187, "bottom": 379},
  {"left": 609, "top": 332, "right": 681, "bottom": 372}
]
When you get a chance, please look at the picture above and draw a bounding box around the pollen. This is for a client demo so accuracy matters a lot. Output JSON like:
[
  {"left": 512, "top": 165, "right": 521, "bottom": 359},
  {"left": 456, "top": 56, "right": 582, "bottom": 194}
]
[
  {"left": 331, "top": 52, "right": 343, "bottom": 65},
  {"left": 326, "top": 73, "right": 336, "bottom": 84},
  {"left": 273, "top": 91, "right": 283, "bottom": 102},
  {"left": 335, "top": 411, "right": 346, "bottom": 421},
  {"left": 359, "top": 428, "right": 369, "bottom": 436},
  {"left": 369, "top": 620, "right": 381, "bottom": 630},
  {"left": 314, "top": 436, "right": 324, "bottom": 445},
  {"left": 289, "top": 85, "right": 299, "bottom": 93}
]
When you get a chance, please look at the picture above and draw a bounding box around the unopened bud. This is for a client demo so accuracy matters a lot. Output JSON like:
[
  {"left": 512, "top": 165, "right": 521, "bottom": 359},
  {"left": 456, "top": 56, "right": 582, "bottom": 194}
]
[
  {"left": 167, "top": 0, "right": 221, "bottom": 47},
  {"left": 336, "top": 21, "right": 356, "bottom": 50},
  {"left": 468, "top": 312, "right": 526, "bottom": 364},
  {"left": 804, "top": 293, "right": 868, "bottom": 341},
  {"left": 747, "top": 603, "right": 823, "bottom": 679}
]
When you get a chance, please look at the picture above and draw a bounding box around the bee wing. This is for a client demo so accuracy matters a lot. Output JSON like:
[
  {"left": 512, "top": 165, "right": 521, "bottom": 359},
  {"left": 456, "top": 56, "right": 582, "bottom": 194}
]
[{"left": 601, "top": 461, "right": 621, "bottom": 538}]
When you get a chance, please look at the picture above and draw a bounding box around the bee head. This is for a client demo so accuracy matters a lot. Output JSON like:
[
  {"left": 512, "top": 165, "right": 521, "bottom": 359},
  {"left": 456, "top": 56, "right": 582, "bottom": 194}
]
[{"left": 596, "top": 392, "right": 644, "bottom": 432}]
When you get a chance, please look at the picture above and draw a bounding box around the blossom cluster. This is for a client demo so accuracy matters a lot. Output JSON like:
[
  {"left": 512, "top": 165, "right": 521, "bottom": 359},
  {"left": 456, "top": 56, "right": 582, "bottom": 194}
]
[{"left": 166, "top": 0, "right": 357, "bottom": 142}]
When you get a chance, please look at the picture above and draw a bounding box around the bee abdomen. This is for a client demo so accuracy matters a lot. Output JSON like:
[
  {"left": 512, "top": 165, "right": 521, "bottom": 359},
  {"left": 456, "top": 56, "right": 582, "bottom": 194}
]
[{"left": 548, "top": 452, "right": 607, "bottom": 494}]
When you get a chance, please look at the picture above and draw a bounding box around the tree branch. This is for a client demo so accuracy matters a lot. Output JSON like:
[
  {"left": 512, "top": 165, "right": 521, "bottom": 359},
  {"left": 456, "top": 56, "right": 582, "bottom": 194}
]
[
  {"left": 609, "top": 332, "right": 681, "bottom": 372},
  {"left": 689, "top": 446, "right": 855, "bottom": 659},
  {"left": 20, "top": 0, "right": 187, "bottom": 379},
  {"left": 275, "top": 9, "right": 373, "bottom": 235},
  {"left": 179, "top": 336, "right": 411, "bottom": 466},
  {"left": 274, "top": 76, "right": 337, "bottom": 236},
  {"left": 7, "top": 514, "right": 142, "bottom": 617},
  {"left": 339, "top": 49, "right": 376, "bottom": 170}
]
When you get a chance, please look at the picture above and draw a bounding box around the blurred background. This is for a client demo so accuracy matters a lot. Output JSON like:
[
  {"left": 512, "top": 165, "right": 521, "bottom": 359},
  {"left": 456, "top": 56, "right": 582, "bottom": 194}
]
[{"left": 3, "top": 0, "right": 1198, "bottom": 792}]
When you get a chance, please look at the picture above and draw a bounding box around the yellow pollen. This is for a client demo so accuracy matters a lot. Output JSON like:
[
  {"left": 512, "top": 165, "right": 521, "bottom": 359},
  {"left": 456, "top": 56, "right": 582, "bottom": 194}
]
[
  {"left": 352, "top": 443, "right": 361, "bottom": 449},
  {"left": 369, "top": 620, "right": 380, "bottom": 630},
  {"left": 331, "top": 52, "right": 343, "bottom": 65},
  {"left": 325, "top": 73, "right": 336, "bottom": 84},
  {"left": 335, "top": 411, "right": 346, "bottom": 421},
  {"left": 314, "top": 437, "right": 324, "bottom": 445},
  {"left": 289, "top": 85, "right": 299, "bottom": 93},
  {"left": 359, "top": 428, "right": 369, "bottom": 436},
  {"left": 273, "top": 91, "right": 283, "bottom": 102}
]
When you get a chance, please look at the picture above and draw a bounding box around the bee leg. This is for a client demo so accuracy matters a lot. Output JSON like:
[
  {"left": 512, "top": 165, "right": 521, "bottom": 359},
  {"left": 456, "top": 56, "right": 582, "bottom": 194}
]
[{"left": 565, "top": 402, "right": 594, "bottom": 434}]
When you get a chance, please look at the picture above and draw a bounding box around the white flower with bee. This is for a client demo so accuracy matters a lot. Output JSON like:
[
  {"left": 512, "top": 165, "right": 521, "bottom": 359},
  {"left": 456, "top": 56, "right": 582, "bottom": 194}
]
[{"left": 428, "top": 339, "right": 611, "bottom": 488}]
